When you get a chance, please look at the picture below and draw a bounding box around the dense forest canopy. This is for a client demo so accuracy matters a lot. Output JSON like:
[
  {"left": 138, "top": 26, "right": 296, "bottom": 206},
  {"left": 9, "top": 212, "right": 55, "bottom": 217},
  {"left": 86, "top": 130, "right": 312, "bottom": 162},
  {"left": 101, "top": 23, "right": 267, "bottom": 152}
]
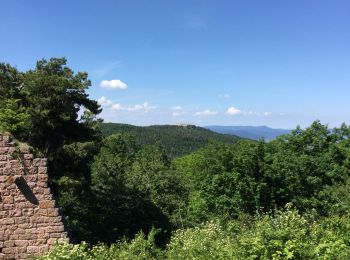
[
  {"left": 1, "top": 58, "right": 350, "bottom": 259},
  {"left": 100, "top": 123, "right": 241, "bottom": 157}
]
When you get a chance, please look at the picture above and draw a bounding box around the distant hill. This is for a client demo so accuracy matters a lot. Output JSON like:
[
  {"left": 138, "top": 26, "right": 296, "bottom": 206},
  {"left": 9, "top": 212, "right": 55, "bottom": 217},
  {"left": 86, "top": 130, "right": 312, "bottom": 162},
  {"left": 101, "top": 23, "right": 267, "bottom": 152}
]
[
  {"left": 99, "top": 123, "right": 241, "bottom": 157},
  {"left": 205, "top": 125, "right": 291, "bottom": 141}
]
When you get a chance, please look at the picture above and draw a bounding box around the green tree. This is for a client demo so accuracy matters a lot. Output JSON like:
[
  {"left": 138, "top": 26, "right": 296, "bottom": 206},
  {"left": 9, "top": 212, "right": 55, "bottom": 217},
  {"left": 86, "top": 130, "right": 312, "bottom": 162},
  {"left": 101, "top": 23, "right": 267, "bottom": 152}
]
[
  {"left": 127, "top": 145, "right": 189, "bottom": 228},
  {"left": 90, "top": 134, "right": 170, "bottom": 244},
  {"left": 0, "top": 63, "right": 24, "bottom": 99},
  {"left": 265, "top": 121, "right": 350, "bottom": 214},
  {"left": 0, "top": 98, "right": 29, "bottom": 134},
  {"left": 0, "top": 63, "right": 29, "bottom": 134},
  {"left": 0, "top": 57, "right": 101, "bottom": 162},
  {"left": 21, "top": 58, "right": 101, "bottom": 156}
]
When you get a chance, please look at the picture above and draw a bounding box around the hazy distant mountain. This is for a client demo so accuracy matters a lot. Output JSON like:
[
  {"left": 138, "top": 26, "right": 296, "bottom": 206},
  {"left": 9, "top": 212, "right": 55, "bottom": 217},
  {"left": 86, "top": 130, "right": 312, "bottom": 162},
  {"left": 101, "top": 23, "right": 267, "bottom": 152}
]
[{"left": 205, "top": 125, "right": 291, "bottom": 141}]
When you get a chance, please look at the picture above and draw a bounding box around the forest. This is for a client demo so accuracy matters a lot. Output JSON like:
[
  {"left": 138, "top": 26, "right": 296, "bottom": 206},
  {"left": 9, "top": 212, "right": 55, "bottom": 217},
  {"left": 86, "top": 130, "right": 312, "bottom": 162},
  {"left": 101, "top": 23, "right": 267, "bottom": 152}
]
[
  {"left": 1, "top": 58, "right": 350, "bottom": 259},
  {"left": 100, "top": 123, "right": 241, "bottom": 157}
]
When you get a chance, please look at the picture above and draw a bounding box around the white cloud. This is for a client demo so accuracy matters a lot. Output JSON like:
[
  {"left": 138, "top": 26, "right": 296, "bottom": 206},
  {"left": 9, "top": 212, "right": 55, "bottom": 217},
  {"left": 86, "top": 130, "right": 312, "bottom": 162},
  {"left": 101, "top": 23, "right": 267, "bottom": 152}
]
[
  {"left": 226, "top": 106, "right": 271, "bottom": 117},
  {"left": 111, "top": 103, "right": 123, "bottom": 110},
  {"left": 245, "top": 111, "right": 257, "bottom": 116},
  {"left": 194, "top": 109, "right": 218, "bottom": 116},
  {"left": 100, "top": 79, "right": 127, "bottom": 90},
  {"left": 110, "top": 102, "right": 155, "bottom": 112},
  {"left": 125, "top": 102, "right": 156, "bottom": 112},
  {"left": 173, "top": 111, "right": 184, "bottom": 116},
  {"left": 219, "top": 94, "right": 230, "bottom": 99},
  {"left": 98, "top": 96, "right": 113, "bottom": 106},
  {"left": 98, "top": 96, "right": 155, "bottom": 113},
  {"left": 172, "top": 106, "right": 184, "bottom": 117},
  {"left": 226, "top": 107, "right": 242, "bottom": 115}
]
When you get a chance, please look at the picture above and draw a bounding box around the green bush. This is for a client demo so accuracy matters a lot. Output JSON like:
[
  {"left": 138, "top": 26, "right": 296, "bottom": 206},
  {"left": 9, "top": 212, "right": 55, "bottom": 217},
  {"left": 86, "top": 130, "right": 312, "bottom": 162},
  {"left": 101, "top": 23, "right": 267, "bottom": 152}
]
[
  {"left": 38, "top": 230, "right": 163, "bottom": 260},
  {"left": 166, "top": 220, "right": 234, "bottom": 260},
  {"left": 40, "top": 208, "right": 350, "bottom": 260}
]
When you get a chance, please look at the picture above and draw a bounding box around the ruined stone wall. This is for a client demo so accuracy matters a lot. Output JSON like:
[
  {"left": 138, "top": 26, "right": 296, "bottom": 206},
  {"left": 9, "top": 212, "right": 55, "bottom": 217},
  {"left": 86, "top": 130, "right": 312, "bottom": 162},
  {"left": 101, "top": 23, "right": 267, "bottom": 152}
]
[{"left": 0, "top": 134, "right": 68, "bottom": 259}]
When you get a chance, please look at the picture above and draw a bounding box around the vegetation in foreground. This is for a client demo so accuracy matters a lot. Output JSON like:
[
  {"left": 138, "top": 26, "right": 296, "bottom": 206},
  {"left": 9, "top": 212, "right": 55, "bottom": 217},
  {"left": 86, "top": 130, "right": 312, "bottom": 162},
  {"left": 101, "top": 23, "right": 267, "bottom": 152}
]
[
  {"left": 38, "top": 208, "right": 350, "bottom": 259},
  {"left": 1, "top": 58, "right": 350, "bottom": 259}
]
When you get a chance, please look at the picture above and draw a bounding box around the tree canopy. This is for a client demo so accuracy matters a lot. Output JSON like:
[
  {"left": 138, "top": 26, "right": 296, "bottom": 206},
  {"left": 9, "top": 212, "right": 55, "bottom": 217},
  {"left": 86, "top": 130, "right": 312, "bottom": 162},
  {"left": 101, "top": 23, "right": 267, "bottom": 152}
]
[{"left": 0, "top": 58, "right": 101, "bottom": 156}]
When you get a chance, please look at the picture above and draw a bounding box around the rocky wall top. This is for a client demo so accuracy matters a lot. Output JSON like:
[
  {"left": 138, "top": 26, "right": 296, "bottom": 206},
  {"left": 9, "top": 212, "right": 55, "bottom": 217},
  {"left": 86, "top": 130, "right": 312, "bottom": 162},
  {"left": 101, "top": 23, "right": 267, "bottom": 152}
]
[{"left": 0, "top": 134, "right": 68, "bottom": 259}]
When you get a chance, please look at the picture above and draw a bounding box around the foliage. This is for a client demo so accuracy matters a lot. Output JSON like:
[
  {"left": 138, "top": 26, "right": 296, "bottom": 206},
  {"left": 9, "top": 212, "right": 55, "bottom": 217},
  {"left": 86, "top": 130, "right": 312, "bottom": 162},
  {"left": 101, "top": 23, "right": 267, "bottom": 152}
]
[
  {"left": 89, "top": 134, "right": 185, "bottom": 244},
  {"left": 1, "top": 58, "right": 101, "bottom": 157},
  {"left": 99, "top": 123, "right": 241, "bottom": 158},
  {"left": 37, "top": 230, "right": 163, "bottom": 260},
  {"left": 0, "top": 63, "right": 28, "bottom": 134},
  {"left": 40, "top": 209, "right": 350, "bottom": 259},
  {"left": 127, "top": 145, "right": 189, "bottom": 228},
  {"left": 0, "top": 62, "right": 25, "bottom": 100},
  {"left": 0, "top": 98, "right": 29, "bottom": 134},
  {"left": 166, "top": 220, "right": 234, "bottom": 259},
  {"left": 174, "top": 121, "right": 350, "bottom": 224},
  {"left": 233, "top": 207, "right": 350, "bottom": 259}
]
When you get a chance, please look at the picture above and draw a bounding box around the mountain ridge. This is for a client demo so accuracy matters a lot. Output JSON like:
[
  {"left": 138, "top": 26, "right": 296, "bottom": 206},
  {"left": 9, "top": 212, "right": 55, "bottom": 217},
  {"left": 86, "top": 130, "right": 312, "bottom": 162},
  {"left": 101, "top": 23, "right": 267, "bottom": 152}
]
[{"left": 205, "top": 125, "right": 291, "bottom": 141}]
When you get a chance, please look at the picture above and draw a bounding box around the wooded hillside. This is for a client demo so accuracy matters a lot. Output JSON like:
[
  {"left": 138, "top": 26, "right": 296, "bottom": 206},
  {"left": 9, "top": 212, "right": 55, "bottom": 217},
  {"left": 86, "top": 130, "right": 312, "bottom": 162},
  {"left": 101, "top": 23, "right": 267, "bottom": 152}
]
[{"left": 100, "top": 123, "right": 242, "bottom": 157}]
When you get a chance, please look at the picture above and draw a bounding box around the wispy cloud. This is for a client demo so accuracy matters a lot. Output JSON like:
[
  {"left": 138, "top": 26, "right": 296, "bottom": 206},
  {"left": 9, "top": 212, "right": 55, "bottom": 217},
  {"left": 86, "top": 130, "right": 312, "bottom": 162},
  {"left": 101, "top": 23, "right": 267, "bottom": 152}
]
[
  {"left": 194, "top": 109, "right": 218, "bottom": 116},
  {"left": 93, "top": 61, "right": 121, "bottom": 77},
  {"left": 226, "top": 106, "right": 242, "bottom": 115},
  {"left": 219, "top": 93, "right": 230, "bottom": 99},
  {"left": 100, "top": 79, "right": 127, "bottom": 90},
  {"left": 172, "top": 106, "right": 184, "bottom": 117},
  {"left": 111, "top": 102, "right": 155, "bottom": 112},
  {"left": 173, "top": 112, "right": 182, "bottom": 117},
  {"left": 97, "top": 96, "right": 113, "bottom": 106},
  {"left": 98, "top": 96, "right": 155, "bottom": 113},
  {"left": 226, "top": 106, "right": 271, "bottom": 117}
]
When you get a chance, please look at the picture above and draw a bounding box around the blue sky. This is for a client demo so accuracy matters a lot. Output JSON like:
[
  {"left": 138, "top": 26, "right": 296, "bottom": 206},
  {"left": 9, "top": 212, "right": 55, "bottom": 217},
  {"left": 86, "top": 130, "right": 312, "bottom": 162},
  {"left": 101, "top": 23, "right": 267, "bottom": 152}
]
[{"left": 1, "top": 0, "right": 349, "bottom": 128}]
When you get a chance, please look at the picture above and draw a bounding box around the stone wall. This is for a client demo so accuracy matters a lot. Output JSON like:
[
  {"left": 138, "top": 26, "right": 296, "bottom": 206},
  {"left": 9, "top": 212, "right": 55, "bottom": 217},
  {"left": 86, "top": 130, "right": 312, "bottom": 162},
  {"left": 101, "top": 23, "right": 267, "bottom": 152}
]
[{"left": 0, "top": 134, "right": 68, "bottom": 259}]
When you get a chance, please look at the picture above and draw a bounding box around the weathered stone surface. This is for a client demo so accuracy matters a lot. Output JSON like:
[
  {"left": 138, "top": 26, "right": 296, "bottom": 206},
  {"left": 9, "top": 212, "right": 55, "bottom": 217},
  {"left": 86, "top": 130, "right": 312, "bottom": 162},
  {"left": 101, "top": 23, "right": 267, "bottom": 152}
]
[{"left": 0, "top": 133, "right": 69, "bottom": 259}]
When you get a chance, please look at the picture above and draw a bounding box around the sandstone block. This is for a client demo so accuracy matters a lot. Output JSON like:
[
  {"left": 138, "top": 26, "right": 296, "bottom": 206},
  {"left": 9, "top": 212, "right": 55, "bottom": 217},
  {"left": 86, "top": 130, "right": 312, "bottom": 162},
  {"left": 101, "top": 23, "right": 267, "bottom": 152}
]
[
  {"left": 2, "top": 195, "right": 13, "bottom": 204},
  {"left": 49, "top": 233, "right": 62, "bottom": 238},
  {"left": 2, "top": 247, "right": 16, "bottom": 254},
  {"left": 47, "top": 225, "right": 65, "bottom": 233},
  {"left": 14, "top": 240, "right": 28, "bottom": 247},
  {"left": 4, "top": 240, "right": 14, "bottom": 247},
  {"left": 0, "top": 218, "right": 14, "bottom": 225},
  {"left": 38, "top": 167, "right": 47, "bottom": 174},
  {"left": 27, "top": 245, "right": 39, "bottom": 254},
  {"left": 39, "top": 200, "right": 55, "bottom": 209},
  {"left": 47, "top": 208, "right": 59, "bottom": 217},
  {"left": 13, "top": 228, "right": 26, "bottom": 235},
  {"left": 28, "top": 238, "right": 47, "bottom": 246},
  {"left": 15, "top": 216, "right": 29, "bottom": 224}
]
